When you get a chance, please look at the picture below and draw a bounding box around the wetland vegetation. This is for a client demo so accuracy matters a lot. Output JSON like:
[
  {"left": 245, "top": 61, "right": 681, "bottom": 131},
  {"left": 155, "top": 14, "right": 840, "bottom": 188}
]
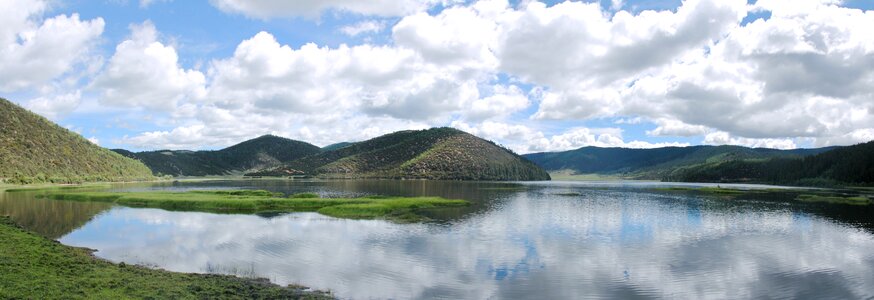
[{"left": 37, "top": 189, "right": 469, "bottom": 222}]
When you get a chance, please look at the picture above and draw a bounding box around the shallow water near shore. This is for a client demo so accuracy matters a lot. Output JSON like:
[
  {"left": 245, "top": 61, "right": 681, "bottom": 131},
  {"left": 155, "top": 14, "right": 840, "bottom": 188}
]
[{"left": 3, "top": 179, "right": 874, "bottom": 299}]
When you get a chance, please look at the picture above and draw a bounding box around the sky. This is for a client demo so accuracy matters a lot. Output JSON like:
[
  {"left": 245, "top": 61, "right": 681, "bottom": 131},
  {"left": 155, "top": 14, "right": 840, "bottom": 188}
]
[{"left": 1, "top": 0, "right": 874, "bottom": 153}]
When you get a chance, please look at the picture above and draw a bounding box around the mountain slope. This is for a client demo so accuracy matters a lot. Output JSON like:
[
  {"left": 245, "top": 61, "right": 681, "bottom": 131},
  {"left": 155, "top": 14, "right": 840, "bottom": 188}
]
[
  {"left": 262, "top": 128, "right": 550, "bottom": 181},
  {"left": 523, "top": 145, "right": 833, "bottom": 179},
  {"left": 0, "top": 98, "right": 154, "bottom": 184},
  {"left": 667, "top": 141, "right": 874, "bottom": 186},
  {"left": 322, "top": 142, "right": 355, "bottom": 151},
  {"left": 115, "top": 135, "right": 321, "bottom": 176}
]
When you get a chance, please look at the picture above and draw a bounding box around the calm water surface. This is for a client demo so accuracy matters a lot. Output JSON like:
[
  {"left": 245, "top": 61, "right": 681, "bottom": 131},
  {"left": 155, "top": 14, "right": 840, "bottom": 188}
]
[{"left": 3, "top": 180, "right": 874, "bottom": 299}]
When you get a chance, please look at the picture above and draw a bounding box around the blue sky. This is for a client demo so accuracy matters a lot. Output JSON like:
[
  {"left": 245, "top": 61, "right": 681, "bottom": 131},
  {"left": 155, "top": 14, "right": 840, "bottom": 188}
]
[{"left": 2, "top": 0, "right": 873, "bottom": 152}]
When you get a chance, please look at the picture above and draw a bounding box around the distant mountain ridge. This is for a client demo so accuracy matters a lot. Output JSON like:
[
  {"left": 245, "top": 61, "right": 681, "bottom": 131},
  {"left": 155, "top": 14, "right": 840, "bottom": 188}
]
[
  {"left": 114, "top": 135, "right": 321, "bottom": 176},
  {"left": 0, "top": 98, "right": 154, "bottom": 184},
  {"left": 115, "top": 128, "right": 549, "bottom": 181},
  {"left": 251, "top": 128, "right": 550, "bottom": 181},
  {"left": 523, "top": 142, "right": 874, "bottom": 186},
  {"left": 523, "top": 145, "right": 835, "bottom": 180},
  {"left": 666, "top": 141, "right": 874, "bottom": 186}
]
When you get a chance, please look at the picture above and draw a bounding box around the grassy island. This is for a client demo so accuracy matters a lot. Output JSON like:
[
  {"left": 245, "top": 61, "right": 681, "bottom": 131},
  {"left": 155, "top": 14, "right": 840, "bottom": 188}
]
[
  {"left": 0, "top": 216, "right": 331, "bottom": 299},
  {"left": 38, "top": 190, "right": 469, "bottom": 222}
]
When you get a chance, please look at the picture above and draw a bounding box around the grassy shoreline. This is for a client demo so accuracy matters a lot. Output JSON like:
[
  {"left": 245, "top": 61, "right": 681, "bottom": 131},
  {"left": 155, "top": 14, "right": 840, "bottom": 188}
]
[
  {"left": 37, "top": 190, "right": 470, "bottom": 222},
  {"left": 0, "top": 216, "right": 331, "bottom": 299}
]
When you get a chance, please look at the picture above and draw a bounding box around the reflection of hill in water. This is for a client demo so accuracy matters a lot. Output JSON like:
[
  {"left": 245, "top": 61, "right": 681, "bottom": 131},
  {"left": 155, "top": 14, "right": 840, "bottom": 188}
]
[{"left": 0, "top": 191, "right": 113, "bottom": 239}]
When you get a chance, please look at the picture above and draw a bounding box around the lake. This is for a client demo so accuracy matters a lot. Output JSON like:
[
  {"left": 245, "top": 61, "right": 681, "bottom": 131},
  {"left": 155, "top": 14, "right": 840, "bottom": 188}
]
[{"left": 3, "top": 180, "right": 874, "bottom": 299}]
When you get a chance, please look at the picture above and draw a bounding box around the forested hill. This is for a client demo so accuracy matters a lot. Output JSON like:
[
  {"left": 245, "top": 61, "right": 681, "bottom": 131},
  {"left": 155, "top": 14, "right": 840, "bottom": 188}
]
[
  {"left": 666, "top": 141, "right": 874, "bottom": 186},
  {"left": 114, "top": 135, "right": 321, "bottom": 176},
  {"left": 253, "top": 127, "right": 550, "bottom": 181},
  {"left": 523, "top": 145, "right": 834, "bottom": 180},
  {"left": 0, "top": 98, "right": 154, "bottom": 184}
]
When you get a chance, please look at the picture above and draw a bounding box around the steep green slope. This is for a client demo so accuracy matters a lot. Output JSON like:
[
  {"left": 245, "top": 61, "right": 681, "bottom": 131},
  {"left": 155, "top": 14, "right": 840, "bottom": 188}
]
[
  {"left": 113, "top": 150, "right": 223, "bottom": 177},
  {"left": 262, "top": 128, "right": 550, "bottom": 181},
  {"left": 322, "top": 142, "right": 355, "bottom": 151},
  {"left": 0, "top": 98, "right": 154, "bottom": 184},
  {"left": 115, "top": 135, "right": 321, "bottom": 176},
  {"left": 523, "top": 145, "right": 832, "bottom": 179},
  {"left": 667, "top": 141, "right": 874, "bottom": 186}
]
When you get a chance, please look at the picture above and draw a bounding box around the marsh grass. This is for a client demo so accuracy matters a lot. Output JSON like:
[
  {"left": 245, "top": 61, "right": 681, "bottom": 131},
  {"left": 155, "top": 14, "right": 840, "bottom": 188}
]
[
  {"left": 654, "top": 187, "right": 752, "bottom": 195},
  {"left": 2, "top": 183, "right": 112, "bottom": 193},
  {"left": 39, "top": 190, "right": 469, "bottom": 222},
  {"left": 290, "top": 192, "right": 319, "bottom": 198},
  {"left": 796, "top": 194, "right": 871, "bottom": 205}
]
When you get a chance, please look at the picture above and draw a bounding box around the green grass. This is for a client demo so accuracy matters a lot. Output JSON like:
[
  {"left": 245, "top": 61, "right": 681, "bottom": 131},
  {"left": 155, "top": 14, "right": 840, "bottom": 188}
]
[
  {"left": 0, "top": 216, "right": 330, "bottom": 299},
  {"left": 38, "top": 190, "right": 469, "bottom": 222},
  {"left": 654, "top": 187, "right": 752, "bottom": 195},
  {"left": 290, "top": 192, "right": 319, "bottom": 198},
  {"left": 796, "top": 194, "right": 871, "bottom": 205},
  {"left": 0, "top": 183, "right": 113, "bottom": 193},
  {"left": 189, "top": 189, "right": 281, "bottom": 197}
]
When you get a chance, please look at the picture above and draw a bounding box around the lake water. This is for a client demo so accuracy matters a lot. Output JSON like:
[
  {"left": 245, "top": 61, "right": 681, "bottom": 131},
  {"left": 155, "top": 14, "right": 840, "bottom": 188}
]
[{"left": 3, "top": 180, "right": 874, "bottom": 299}]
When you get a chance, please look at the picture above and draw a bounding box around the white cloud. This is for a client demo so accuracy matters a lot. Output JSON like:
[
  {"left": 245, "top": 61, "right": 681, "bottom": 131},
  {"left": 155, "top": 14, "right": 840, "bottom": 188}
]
[
  {"left": 810, "top": 128, "right": 874, "bottom": 148},
  {"left": 452, "top": 121, "right": 688, "bottom": 153},
  {"left": 0, "top": 0, "right": 104, "bottom": 91},
  {"left": 499, "top": 0, "right": 747, "bottom": 92},
  {"left": 88, "top": 0, "right": 874, "bottom": 151},
  {"left": 207, "top": 31, "right": 476, "bottom": 121},
  {"left": 25, "top": 91, "right": 81, "bottom": 120},
  {"left": 87, "top": 136, "right": 100, "bottom": 145},
  {"left": 210, "top": 0, "right": 442, "bottom": 18},
  {"left": 393, "top": 2, "right": 502, "bottom": 69},
  {"left": 464, "top": 84, "right": 530, "bottom": 121},
  {"left": 703, "top": 131, "right": 797, "bottom": 150},
  {"left": 119, "top": 112, "right": 431, "bottom": 150},
  {"left": 622, "top": 2, "right": 874, "bottom": 145},
  {"left": 91, "top": 21, "right": 206, "bottom": 111},
  {"left": 139, "top": 0, "right": 171, "bottom": 8},
  {"left": 646, "top": 119, "right": 708, "bottom": 137},
  {"left": 339, "top": 20, "right": 386, "bottom": 36}
]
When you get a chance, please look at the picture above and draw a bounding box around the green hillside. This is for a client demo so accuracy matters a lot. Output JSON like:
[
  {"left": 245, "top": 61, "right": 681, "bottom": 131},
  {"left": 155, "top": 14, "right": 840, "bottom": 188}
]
[
  {"left": 255, "top": 128, "right": 550, "bottom": 181},
  {"left": 523, "top": 145, "right": 832, "bottom": 179},
  {"left": 322, "top": 142, "right": 356, "bottom": 151},
  {"left": 0, "top": 98, "right": 154, "bottom": 184},
  {"left": 667, "top": 141, "right": 874, "bottom": 186},
  {"left": 115, "top": 135, "right": 321, "bottom": 176}
]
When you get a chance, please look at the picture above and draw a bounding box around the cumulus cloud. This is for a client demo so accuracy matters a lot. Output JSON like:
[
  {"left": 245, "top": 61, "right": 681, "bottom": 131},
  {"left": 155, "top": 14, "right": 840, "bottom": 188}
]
[
  {"left": 464, "top": 85, "right": 530, "bottom": 121},
  {"left": 621, "top": 1, "right": 874, "bottom": 145},
  {"left": 91, "top": 21, "right": 206, "bottom": 111},
  {"left": 339, "top": 20, "right": 386, "bottom": 36},
  {"left": 78, "top": 0, "right": 874, "bottom": 151},
  {"left": 25, "top": 91, "right": 82, "bottom": 120},
  {"left": 452, "top": 121, "right": 688, "bottom": 153},
  {"left": 139, "top": 0, "right": 171, "bottom": 8},
  {"left": 646, "top": 119, "right": 708, "bottom": 137},
  {"left": 703, "top": 131, "right": 797, "bottom": 150},
  {"left": 206, "top": 31, "right": 481, "bottom": 121},
  {"left": 119, "top": 112, "right": 431, "bottom": 150},
  {"left": 210, "top": 0, "right": 442, "bottom": 18},
  {"left": 0, "top": 0, "right": 104, "bottom": 91}
]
